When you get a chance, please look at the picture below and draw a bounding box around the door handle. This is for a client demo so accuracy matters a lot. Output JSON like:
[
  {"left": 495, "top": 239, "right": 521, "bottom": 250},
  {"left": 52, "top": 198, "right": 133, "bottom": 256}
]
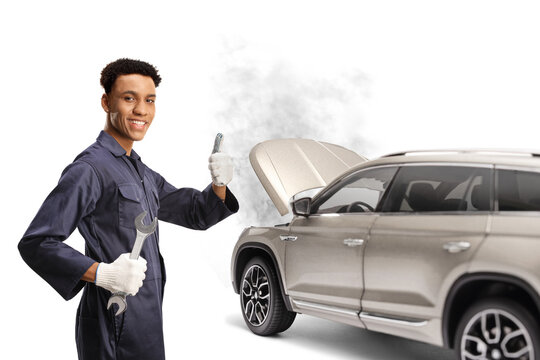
[
  {"left": 343, "top": 238, "right": 365, "bottom": 247},
  {"left": 443, "top": 241, "right": 471, "bottom": 253},
  {"left": 280, "top": 235, "right": 297, "bottom": 242}
]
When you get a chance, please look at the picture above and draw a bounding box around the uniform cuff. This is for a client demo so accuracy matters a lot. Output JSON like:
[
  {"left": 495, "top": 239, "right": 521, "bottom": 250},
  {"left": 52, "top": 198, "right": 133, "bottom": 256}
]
[{"left": 95, "top": 262, "right": 116, "bottom": 290}]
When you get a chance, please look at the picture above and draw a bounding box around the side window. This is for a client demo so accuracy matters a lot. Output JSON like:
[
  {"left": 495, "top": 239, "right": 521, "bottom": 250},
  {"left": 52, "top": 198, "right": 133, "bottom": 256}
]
[
  {"left": 497, "top": 169, "right": 540, "bottom": 211},
  {"left": 314, "top": 167, "right": 397, "bottom": 214},
  {"left": 381, "top": 166, "right": 491, "bottom": 212}
]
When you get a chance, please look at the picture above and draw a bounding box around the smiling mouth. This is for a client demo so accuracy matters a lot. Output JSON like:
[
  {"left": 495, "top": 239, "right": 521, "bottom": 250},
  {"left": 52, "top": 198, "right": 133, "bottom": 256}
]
[
  {"left": 129, "top": 119, "right": 147, "bottom": 126},
  {"left": 128, "top": 119, "right": 149, "bottom": 131}
]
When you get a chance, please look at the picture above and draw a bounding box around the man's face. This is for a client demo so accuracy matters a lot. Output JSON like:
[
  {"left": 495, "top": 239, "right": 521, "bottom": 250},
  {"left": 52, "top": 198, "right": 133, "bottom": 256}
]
[{"left": 103, "top": 74, "right": 156, "bottom": 142}]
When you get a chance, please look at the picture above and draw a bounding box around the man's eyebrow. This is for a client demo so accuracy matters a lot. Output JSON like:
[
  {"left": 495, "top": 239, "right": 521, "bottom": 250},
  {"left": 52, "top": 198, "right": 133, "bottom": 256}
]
[{"left": 121, "top": 90, "right": 156, "bottom": 97}]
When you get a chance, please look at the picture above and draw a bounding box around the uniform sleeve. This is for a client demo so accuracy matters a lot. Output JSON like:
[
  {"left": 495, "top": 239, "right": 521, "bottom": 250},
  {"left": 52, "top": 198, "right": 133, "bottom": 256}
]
[
  {"left": 18, "top": 161, "right": 102, "bottom": 300},
  {"left": 151, "top": 170, "right": 239, "bottom": 230}
]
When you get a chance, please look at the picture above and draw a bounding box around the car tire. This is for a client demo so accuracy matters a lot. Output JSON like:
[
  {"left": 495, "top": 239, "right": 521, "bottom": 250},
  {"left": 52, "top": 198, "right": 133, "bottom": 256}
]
[
  {"left": 240, "top": 256, "right": 296, "bottom": 336},
  {"left": 275, "top": 306, "right": 297, "bottom": 334},
  {"left": 454, "top": 297, "right": 540, "bottom": 360}
]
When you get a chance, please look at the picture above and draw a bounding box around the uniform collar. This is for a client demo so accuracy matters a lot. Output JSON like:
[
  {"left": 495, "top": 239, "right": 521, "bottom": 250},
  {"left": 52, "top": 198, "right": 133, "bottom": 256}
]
[{"left": 97, "top": 130, "right": 141, "bottom": 160}]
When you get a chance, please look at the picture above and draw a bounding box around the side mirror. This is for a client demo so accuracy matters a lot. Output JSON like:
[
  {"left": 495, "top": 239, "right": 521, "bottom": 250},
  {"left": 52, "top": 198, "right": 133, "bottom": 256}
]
[{"left": 292, "top": 197, "right": 312, "bottom": 216}]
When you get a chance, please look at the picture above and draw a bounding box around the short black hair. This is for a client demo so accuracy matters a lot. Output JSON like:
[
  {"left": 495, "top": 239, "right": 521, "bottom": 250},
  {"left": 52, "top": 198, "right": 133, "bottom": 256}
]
[{"left": 100, "top": 58, "right": 162, "bottom": 93}]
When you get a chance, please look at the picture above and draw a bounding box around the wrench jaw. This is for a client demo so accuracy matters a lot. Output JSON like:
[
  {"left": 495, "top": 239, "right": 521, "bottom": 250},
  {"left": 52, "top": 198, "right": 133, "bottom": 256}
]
[
  {"left": 135, "top": 211, "right": 158, "bottom": 234},
  {"left": 107, "top": 294, "right": 127, "bottom": 316}
]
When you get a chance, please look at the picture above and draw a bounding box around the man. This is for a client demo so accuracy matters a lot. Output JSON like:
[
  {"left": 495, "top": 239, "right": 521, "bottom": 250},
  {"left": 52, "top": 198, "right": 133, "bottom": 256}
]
[{"left": 18, "top": 58, "right": 238, "bottom": 359}]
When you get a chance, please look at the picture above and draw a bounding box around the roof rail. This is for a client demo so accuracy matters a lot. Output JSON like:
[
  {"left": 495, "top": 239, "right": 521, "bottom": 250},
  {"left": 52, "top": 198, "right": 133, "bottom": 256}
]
[{"left": 381, "top": 149, "right": 540, "bottom": 158}]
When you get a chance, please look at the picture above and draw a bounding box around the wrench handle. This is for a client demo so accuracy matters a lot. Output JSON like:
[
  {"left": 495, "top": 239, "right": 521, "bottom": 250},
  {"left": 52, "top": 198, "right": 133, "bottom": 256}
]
[
  {"left": 130, "top": 232, "right": 150, "bottom": 260},
  {"left": 212, "top": 133, "right": 223, "bottom": 154}
]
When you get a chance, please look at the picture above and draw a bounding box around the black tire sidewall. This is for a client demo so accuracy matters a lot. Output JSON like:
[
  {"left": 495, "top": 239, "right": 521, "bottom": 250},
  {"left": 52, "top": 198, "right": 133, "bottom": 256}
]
[{"left": 454, "top": 297, "right": 540, "bottom": 360}]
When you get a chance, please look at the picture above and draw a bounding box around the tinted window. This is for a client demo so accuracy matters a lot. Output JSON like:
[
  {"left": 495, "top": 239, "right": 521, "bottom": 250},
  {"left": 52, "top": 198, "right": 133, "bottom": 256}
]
[
  {"left": 314, "top": 167, "right": 397, "bottom": 214},
  {"left": 381, "top": 166, "right": 491, "bottom": 212},
  {"left": 497, "top": 169, "right": 540, "bottom": 211}
]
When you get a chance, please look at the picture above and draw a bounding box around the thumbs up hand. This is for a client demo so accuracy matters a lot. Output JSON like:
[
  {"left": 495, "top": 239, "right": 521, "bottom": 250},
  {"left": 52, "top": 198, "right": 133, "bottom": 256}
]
[{"left": 208, "top": 133, "right": 233, "bottom": 187}]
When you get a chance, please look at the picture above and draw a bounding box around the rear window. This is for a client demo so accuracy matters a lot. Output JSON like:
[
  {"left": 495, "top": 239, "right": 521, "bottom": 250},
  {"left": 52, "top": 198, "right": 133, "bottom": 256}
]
[
  {"left": 497, "top": 169, "right": 540, "bottom": 211},
  {"left": 381, "top": 166, "right": 492, "bottom": 212}
]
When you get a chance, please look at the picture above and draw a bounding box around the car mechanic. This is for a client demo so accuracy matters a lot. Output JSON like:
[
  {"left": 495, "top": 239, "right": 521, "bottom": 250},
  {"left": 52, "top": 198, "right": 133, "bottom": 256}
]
[{"left": 18, "top": 58, "right": 239, "bottom": 359}]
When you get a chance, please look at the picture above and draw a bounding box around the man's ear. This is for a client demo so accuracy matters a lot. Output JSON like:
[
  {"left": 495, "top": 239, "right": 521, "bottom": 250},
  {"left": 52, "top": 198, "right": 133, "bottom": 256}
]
[{"left": 101, "top": 94, "right": 110, "bottom": 113}]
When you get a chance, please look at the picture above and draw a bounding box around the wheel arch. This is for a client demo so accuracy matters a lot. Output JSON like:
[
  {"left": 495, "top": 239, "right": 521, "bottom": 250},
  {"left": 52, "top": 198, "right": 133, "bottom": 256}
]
[
  {"left": 443, "top": 272, "right": 540, "bottom": 348},
  {"left": 232, "top": 242, "right": 294, "bottom": 312}
]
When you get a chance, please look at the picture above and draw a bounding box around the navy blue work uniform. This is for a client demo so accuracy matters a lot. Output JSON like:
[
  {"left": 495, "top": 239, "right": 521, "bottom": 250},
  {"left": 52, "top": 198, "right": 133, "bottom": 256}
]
[{"left": 18, "top": 131, "right": 239, "bottom": 360}]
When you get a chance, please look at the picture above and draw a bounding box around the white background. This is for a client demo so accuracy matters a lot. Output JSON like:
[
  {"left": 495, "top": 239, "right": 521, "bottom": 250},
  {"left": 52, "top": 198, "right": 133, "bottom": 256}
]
[{"left": 3, "top": 1, "right": 540, "bottom": 359}]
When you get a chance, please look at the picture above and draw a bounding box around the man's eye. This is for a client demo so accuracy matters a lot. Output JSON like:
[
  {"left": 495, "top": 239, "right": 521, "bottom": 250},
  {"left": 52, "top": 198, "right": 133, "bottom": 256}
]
[
  {"left": 146, "top": 99, "right": 155, "bottom": 104},
  {"left": 124, "top": 96, "right": 134, "bottom": 101}
]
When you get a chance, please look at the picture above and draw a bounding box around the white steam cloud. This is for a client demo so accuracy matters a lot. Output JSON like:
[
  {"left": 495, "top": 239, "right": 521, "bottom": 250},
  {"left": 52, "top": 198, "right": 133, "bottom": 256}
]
[{"left": 213, "top": 42, "right": 370, "bottom": 227}]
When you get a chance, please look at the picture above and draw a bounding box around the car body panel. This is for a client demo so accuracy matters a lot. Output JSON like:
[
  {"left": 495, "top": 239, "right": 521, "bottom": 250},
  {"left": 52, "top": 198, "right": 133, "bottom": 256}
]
[
  {"left": 249, "top": 139, "right": 367, "bottom": 215},
  {"left": 468, "top": 213, "right": 540, "bottom": 296},
  {"left": 286, "top": 213, "right": 376, "bottom": 310},
  {"left": 362, "top": 213, "right": 489, "bottom": 345},
  {"left": 288, "top": 299, "right": 365, "bottom": 328},
  {"left": 364, "top": 214, "right": 488, "bottom": 315},
  {"left": 231, "top": 226, "right": 288, "bottom": 295}
]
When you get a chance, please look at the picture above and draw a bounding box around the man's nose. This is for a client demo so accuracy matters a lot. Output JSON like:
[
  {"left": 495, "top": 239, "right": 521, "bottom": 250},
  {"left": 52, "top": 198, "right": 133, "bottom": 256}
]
[{"left": 133, "top": 101, "right": 148, "bottom": 116}]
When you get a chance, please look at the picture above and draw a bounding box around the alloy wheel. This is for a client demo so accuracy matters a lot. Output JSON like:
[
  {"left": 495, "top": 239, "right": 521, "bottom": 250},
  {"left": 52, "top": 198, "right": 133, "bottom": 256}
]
[
  {"left": 460, "top": 309, "right": 534, "bottom": 360},
  {"left": 241, "top": 264, "right": 270, "bottom": 327}
]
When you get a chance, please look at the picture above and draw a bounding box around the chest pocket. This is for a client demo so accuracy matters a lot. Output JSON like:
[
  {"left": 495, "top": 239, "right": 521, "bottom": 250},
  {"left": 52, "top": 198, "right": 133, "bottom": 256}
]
[{"left": 118, "top": 183, "right": 144, "bottom": 229}]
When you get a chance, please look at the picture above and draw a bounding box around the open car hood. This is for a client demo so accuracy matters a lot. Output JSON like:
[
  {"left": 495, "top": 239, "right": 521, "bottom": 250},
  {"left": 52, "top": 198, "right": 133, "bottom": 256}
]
[{"left": 249, "top": 139, "right": 368, "bottom": 215}]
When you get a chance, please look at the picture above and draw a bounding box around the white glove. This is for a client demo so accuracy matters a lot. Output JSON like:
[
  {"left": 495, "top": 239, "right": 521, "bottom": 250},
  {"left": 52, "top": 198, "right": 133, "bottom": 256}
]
[
  {"left": 208, "top": 152, "right": 233, "bottom": 186},
  {"left": 95, "top": 253, "right": 147, "bottom": 296}
]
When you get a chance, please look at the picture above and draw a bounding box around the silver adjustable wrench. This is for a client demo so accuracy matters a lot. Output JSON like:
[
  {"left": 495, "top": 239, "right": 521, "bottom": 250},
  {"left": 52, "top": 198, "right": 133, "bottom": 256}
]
[{"left": 107, "top": 211, "right": 158, "bottom": 316}]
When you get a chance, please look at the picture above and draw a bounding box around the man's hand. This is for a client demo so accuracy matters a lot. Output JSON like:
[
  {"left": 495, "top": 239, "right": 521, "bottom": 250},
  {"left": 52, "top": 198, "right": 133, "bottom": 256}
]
[
  {"left": 208, "top": 152, "right": 233, "bottom": 187},
  {"left": 95, "top": 253, "right": 147, "bottom": 296}
]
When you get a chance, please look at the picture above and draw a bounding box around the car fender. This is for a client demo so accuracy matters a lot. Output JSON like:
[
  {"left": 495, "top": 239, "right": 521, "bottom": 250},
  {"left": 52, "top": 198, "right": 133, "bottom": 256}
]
[
  {"left": 230, "top": 227, "right": 293, "bottom": 311},
  {"left": 441, "top": 231, "right": 540, "bottom": 348}
]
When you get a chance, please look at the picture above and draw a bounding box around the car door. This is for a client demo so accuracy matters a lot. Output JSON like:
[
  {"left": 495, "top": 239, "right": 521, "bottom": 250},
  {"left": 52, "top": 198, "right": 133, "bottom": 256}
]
[
  {"left": 362, "top": 164, "right": 492, "bottom": 343},
  {"left": 285, "top": 166, "right": 397, "bottom": 325}
]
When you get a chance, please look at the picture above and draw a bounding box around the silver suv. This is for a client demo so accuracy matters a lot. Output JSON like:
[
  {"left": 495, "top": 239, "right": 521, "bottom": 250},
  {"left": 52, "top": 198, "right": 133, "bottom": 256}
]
[{"left": 231, "top": 139, "right": 540, "bottom": 360}]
